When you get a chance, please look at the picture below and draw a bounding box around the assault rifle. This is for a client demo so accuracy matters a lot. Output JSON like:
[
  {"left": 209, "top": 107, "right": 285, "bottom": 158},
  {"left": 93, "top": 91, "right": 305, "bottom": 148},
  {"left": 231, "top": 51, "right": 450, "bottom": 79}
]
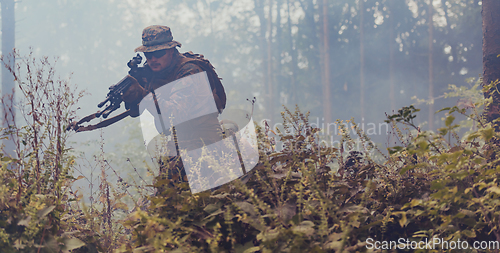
[
  {"left": 67, "top": 54, "right": 147, "bottom": 132},
  {"left": 98, "top": 54, "right": 145, "bottom": 118}
]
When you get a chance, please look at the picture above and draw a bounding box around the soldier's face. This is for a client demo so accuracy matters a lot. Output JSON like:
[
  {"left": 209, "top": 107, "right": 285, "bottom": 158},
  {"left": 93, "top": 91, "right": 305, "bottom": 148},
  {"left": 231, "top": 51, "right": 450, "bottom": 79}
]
[{"left": 146, "top": 49, "right": 175, "bottom": 72}]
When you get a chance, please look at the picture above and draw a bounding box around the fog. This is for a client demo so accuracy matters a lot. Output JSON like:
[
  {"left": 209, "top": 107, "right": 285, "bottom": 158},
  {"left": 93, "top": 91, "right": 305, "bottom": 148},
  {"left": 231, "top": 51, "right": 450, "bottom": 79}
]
[{"left": 1, "top": 0, "right": 483, "bottom": 195}]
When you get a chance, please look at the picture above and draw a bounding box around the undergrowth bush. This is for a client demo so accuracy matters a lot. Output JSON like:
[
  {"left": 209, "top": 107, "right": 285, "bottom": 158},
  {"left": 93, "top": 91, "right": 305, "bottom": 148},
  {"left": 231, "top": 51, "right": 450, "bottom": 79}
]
[
  {"left": 119, "top": 78, "right": 500, "bottom": 252},
  {"left": 3, "top": 52, "right": 500, "bottom": 253},
  {"left": 0, "top": 51, "right": 87, "bottom": 252}
]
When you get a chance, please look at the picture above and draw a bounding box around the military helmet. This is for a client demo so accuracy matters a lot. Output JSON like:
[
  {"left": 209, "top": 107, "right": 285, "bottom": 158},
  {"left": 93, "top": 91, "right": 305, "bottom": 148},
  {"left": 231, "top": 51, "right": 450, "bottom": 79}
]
[{"left": 134, "top": 25, "right": 182, "bottom": 53}]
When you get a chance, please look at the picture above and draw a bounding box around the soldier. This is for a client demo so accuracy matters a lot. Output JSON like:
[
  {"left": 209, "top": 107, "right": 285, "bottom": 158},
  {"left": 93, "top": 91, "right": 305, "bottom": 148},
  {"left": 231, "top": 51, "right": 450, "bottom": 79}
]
[
  {"left": 122, "top": 25, "right": 225, "bottom": 116},
  {"left": 122, "top": 25, "right": 227, "bottom": 186},
  {"left": 68, "top": 25, "right": 228, "bottom": 191}
]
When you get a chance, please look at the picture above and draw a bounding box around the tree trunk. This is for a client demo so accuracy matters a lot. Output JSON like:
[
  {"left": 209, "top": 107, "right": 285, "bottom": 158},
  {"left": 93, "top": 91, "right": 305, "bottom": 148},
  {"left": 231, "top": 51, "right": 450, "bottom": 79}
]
[
  {"left": 482, "top": 0, "right": 500, "bottom": 122},
  {"left": 287, "top": 0, "right": 298, "bottom": 106},
  {"left": 359, "top": 0, "right": 365, "bottom": 120},
  {"left": 254, "top": 0, "right": 270, "bottom": 121},
  {"left": 267, "top": 0, "right": 274, "bottom": 124},
  {"left": 1, "top": 0, "right": 16, "bottom": 159},
  {"left": 297, "top": 0, "right": 322, "bottom": 106},
  {"left": 389, "top": 0, "right": 395, "bottom": 112},
  {"left": 276, "top": 0, "right": 283, "bottom": 106},
  {"left": 321, "top": 0, "right": 331, "bottom": 124},
  {"left": 428, "top": 0, "right": 434, "bottom": 130}
]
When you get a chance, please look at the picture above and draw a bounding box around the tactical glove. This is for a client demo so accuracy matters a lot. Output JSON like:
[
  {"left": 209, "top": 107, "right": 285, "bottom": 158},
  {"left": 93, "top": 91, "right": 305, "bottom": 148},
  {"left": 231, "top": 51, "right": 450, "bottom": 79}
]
[
  {"left": 121, "top": 76, "right": 148, "bottom": 103},
  {"left": 121, "top": 75, "right": 149, "bottom": 117}
]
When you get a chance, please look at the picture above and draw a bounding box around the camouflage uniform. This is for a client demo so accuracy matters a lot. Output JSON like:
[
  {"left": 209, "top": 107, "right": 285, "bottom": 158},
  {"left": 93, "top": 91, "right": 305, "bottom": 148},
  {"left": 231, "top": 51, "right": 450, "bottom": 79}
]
[{"left": 133, "top": 25, "right": 224, "bottom": 185}]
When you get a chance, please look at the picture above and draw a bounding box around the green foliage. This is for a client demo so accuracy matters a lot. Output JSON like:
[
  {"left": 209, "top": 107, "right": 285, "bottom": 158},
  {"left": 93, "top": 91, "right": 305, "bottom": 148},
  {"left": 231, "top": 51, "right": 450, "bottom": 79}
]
[
  {"left": 385, "top": 105, "right": 420, "bottom": 127},
  {"left": 118, "top": 81, "right": 500, "bottom": 252},
  {"left": 0, "top": 51, "right": 86, "bottom": 252},
  {"left": 4, "top": 53, "right": 500, "bottom": 253},
  {"left": 115, "top": 106, "right": 411, "bottom": 252},
  {"left": 120, "top": 106, "right": 357, "bottom": 252},
  {"left": 380, "top": 79, "right": 500, "bottom": 249}
]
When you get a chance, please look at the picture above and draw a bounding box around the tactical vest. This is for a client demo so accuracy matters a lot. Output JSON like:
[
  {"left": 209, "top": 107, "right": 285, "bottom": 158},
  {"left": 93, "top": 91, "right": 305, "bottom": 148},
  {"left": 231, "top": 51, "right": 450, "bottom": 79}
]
[{"left": 147, "top": 52, "right": 226, "bottom": 113}]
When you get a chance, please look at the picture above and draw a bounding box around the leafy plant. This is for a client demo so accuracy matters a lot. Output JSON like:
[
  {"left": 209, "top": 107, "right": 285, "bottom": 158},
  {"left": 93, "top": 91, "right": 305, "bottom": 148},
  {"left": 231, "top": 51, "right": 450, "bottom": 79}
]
[
  {"left": 0, "top": 50, "right": 86, "bottom": 252},
  {"left": 4, "top": 51, "right": 500, "bottom": 253},
  {"left": 118, "top": 79, "right": 500, "bottom": 252}
]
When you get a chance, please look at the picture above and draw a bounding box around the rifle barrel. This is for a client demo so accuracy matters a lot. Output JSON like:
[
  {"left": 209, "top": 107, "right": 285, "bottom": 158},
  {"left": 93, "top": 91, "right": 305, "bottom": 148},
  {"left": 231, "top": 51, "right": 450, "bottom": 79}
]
[{"left": 98, "top": 97, "right": 110, "bottom": 108}]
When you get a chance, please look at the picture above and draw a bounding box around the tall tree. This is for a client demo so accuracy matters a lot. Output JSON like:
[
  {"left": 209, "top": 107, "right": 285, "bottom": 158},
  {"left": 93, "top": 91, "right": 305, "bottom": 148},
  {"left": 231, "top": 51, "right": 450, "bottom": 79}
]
[
  {"left": 428, "top": 0, "right": 434, "bottom": 130},
  {"left": 359, "top": 0, "right": 365, "bottom": 120},
  {"left": 482, "top": 0, "right": 500, "bottom": 122},
  {"left": 286, "top": 0, "right": 298, "bottom": 106},
  {"left": 389, "top": 0, "right": 395, "bottom": 112},
  {"left": 321, "top": 0, "right": 331, "bottom": 124},
  {"left": 267, "top": 0, "right": 274, "bottom": 124},
  {"left": 296, "top": 0, "right": 322, "bottom": 114},
  {"left": 254, "top": 0, "right": 271, "bottom": 119}
]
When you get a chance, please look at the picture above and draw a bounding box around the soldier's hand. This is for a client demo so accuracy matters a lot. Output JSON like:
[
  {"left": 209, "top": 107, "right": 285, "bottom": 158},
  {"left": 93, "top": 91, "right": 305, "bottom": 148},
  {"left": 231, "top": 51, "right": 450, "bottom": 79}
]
[{"left": 122, "top": 77, "right": 148, "bottom": 103}]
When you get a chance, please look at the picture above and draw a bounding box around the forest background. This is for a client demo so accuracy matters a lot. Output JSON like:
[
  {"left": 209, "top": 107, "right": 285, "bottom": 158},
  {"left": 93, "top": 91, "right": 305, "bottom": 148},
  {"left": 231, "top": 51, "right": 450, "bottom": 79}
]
[
  {"left": 0, "top": 0, "right": 482, "bottom": 191},
  {"left": 0, "top": 0, "right": 490, "bottom": 252}
]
